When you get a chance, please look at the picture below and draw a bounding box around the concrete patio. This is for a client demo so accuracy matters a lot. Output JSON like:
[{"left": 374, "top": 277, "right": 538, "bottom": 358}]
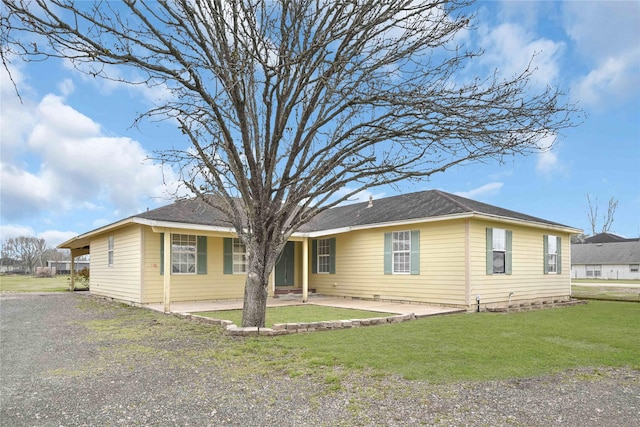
[{"left": 145, "top": 294, "right": 465, "bottom": 318}]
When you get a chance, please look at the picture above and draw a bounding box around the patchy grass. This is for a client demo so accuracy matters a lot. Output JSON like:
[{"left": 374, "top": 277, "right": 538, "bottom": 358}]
[
  {"left": 273, "top": 301, "right": 640, "bottom": 382},
  {"left": 572, "top": 285, "right": 640, "bottom": 302},
  {"left": 0, "top": 274, "right": 72, "bottom": 292},
  {"left": 198, "top": 305, "right": 395, "bottom": 326},
  {"left": 75, "top": 297, "right": 640, "bottom": 385},
  {"left": 572, "top": 279, "right": 640, "bottom": 285}
]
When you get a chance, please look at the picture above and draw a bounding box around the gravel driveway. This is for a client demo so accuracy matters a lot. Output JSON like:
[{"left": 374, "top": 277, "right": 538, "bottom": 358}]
[{"left": 1, "top": 293, "right": 638, "bottom": 426}]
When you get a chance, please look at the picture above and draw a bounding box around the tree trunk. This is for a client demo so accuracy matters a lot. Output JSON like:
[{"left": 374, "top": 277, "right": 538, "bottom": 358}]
[
  {"left": 241, "top": 268, "right": 269, "bottom": 327},
  {"left": 241, "top": 240, "right": 278, "bottom": 328}
]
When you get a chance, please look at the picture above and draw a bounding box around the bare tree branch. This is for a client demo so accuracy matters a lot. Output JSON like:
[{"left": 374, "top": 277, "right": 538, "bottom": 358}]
[{"left": 1, "top": 0, "right": 582, "bottom": 326}]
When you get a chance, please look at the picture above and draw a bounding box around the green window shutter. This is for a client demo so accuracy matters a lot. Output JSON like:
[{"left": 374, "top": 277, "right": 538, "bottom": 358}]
[
  {"left": 223, "top": 238, "right": 233, "bottom": 274},
  {"left": 556, "top": 236, "right": 562, "bottom": 274},
  {"left": 384, "top": 232, "right": 392, "bottom": 275},
  {"left": 329, "top": 238, "right": 336, "bottom": 274},
  {"left": 410, "top": 230, "right": 420, "bottom": 275},
  {"left": 543, "top": 235, "right": 549, "bottom": 274},
  {"left": 505, "top": 230, "right": 513, "bottom": 275},
  {"left": 160, "top": 233, "right": 164, "bottom": 275},
  {"left": 486, "top": 228, "right": 493, "bottom": 275},
  {"left": 197, "top": 236, "right": 207, "bottom": 275},
  {"left": 311, "top": 239, "right": 318, "bottom": 274}
]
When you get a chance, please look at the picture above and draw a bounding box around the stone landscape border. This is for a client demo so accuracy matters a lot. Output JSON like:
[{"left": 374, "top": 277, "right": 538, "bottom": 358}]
[{"left": 174, "top": 312, "right": 416, "bottom": 336}]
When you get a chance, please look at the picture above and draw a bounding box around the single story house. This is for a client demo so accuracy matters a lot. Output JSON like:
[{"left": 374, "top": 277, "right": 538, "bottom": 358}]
[
  {"left": 46, "top": 260, "right": 91, "bottom": 274},
  {"left": 571, "top": 241, "right": 640, "bottom": 280},
  {"left": 59, "top": 190, "right": 581, "bottom": 312}
]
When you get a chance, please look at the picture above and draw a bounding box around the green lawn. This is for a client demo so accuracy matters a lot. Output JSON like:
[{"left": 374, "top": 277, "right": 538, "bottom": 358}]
[
  {"left": 199, "top": 305, "right": 396, "bottom": 326},
  {"left": 0, "top": 274, "right": 74, "bottom": 292},
  {"left": 572, "top": 285, "right": 640, "bottom": 302},
  {"left": 270, "top": 301, "right": 640, "bottom": 382}
]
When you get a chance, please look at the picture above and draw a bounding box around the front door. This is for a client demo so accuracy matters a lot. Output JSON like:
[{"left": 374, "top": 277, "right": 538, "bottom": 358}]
[{"left": 275, "top": 242, "right": 295, "bottom": 287}]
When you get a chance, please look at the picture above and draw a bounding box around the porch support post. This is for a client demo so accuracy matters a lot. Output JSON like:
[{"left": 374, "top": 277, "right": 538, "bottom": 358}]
[
  {"left": 163, "top": 230, "right": 172, "bottom": 313},
  {"left": 302, "top": 237, "right": 309, "bottom": 303},
  {"left": 69, "top": 252, "right": 75, "bottom": 291}
]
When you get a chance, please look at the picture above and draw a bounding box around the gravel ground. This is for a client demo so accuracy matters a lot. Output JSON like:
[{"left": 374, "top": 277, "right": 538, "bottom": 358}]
[{"left": 1, "top": 292, "right": 638, "bottom": 426}]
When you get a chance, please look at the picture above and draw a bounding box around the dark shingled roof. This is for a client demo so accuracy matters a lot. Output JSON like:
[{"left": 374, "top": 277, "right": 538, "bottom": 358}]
[
  {"left": 583, "top": 233, "right": 640, "bottom": 244},
  {"left": 136, "top": 196, "right": 238, "bottom": 227},
  {"left": 300, "top": 190, "right": 569, "bottom": 231},
  {"left": 571, "top": 241, "right": 640, "bottom": 264},
  {"left": 133, "top": 189, "right": 571, "bottom": 232}
]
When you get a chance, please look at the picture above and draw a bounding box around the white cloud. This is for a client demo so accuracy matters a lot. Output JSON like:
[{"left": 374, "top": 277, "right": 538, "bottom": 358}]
[
  {"left": 454, "top": 182, "right": 503, "bottom": 199},
  {"left": 535, "top": 134, "right": 564, "bottom": 176},
  {"left": 0, "top": 73, "right": 181, "bottom": 225},
  {"left": 38, "top": 230, "right": 78, "bottom": 247},
  {"left": 478, "top": 22, "right": 564, "bottom": 87},
  {"left": 563, "top": 1, "right": 640, "bottom": 108},
  {"left": 573, "top": 50, "right": 640, "bottom": 109},
  {"left": 0, "top": 224, "right": 35, "bottom": 242}
]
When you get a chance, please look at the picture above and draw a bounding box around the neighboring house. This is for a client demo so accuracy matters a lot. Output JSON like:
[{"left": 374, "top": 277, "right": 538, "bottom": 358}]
[
  {"left": 582, "top": 233, "right": 640, "bottom": 244},
  {"left": 46, "top": 260, "right": 91, "bottom": 274},
  {"left": 0, "top": 257, "right": 22, "bottom": 274},
  {"left": 571, "top": 241, "right": 640, "bottom": 280},
  {"left": 59, "top": 190, "right": 581, "bottom": 311}
]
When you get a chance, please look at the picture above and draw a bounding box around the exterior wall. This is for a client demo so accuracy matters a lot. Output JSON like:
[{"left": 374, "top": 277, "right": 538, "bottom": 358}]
[
  {"left": 468, "top": 219, "right": 571, "bottom": 308},
  {"left": 141, "top": 227, "right": 248, "bottom": 303},
  {"left": 310, "top": 219, "right": 468, "bottom": 306},
  {"left": 571, "top": 264, "right": 640, "bottom": 280},
  {"left": 90, "top": 225, "right": 143, "bottom": 303}
]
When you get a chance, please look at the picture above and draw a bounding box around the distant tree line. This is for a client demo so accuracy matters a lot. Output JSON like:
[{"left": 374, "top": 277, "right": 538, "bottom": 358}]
[{"left": 1, "top": 236, "right": 69, "bottom": 274}]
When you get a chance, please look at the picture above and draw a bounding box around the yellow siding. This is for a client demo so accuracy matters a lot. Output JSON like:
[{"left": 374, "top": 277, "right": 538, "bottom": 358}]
[
  {"left": 468, "top": 219, "right": 571, "bottom": 307},
  {"left": 310, "top": 220, "right": 468, "bottom": 306},
  {"left": 90, "top": 226, "right": 142, "bottom": 303},
  {"left": 141, "top": 227, "right": 246, "bottom": 303}
]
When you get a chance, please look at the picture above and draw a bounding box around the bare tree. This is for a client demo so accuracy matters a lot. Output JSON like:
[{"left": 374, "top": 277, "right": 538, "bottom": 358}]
[
  {"left": 1, "top": 236, "right": 49, "bottom": 274},
  {"left": 1, "top": 0, "right": 580, "bottom": 326},
  {"left": 587, "top": 194, "right": 618, "bottom": 235}
]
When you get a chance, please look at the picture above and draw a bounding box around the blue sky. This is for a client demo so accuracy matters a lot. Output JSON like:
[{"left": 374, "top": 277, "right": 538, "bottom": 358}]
[{"left": 1, "top": 0, "right": 639, "bottom": 247}]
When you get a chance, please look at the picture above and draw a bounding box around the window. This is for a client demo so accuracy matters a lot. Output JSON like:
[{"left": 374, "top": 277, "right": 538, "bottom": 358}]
[
  {"left": 312, "top": 238, "right": 336, "bottom": 274},
  {"left": 546, "top": 235, "right": 558, "bottom": 274},
  {"left": 160, "top": 234, "right": 206, "bottom": 275},
  {"left": 586, "top": 265, "right": 601, "bottom": 278},
  {"left": 107, "top": 235, "right": 114, "bottom": 267},
  {"left": 486, "top": 228, "right": 512, "bottom": 275},
  {"left": 317, "top": 239, "right": 331, "bottom": 274},
  {"left": 492, "top": 228, "right": 506, "bottom": 274},
  {"left": 630, "top": 264, "right": 639, "bottom": 273},
  {"left": 384, "top": 230, "right": 419, "bottom": 275},
  {"left": 172, "top": 234, "right": 196, "bottom": 274},
  {"left": 392, "top": 231, "right": 411, "bottom": 274},
  {"left": 544, "top": 235, "right": 562, "bottom": 274},
  {"left": 232, "top": 238, "right": 247, "bottom": 273}
]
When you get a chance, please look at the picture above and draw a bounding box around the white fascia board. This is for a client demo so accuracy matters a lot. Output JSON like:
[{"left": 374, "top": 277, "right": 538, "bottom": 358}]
[
  {"left": 58, "top": 217, "right": 138, "bottom": 249},
  {"left": 472, "top": 213, "right": 583, "bottom": 234},
  {"left": 141, "top": 218, "right": 236, "bottom": 234}
]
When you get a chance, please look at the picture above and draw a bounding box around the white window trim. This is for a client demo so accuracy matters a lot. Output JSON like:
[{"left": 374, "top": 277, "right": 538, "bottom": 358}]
[
  {"left": 547, "top": 235, "right": 558, "bottom": 274},
  {"left": 232, "top": 238, "right": 247, "bottom": 274},
  {"left": 392, "top": 231, "right": 411, "bottom": 275},
  {"left": 586, "top": 264, "right": 602, "bottom": 277},
  {"left": 107, "top": 235, "right": 114, "bottom": 267},
  {"left": 317, "top": 238, "right": 331, "bottom": 274},
  {"left": 172, "top": 234, "right": 197, "bottom": 275},
  {"left": 492, "top": 228, "right": 506, "bottom": 274}
]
